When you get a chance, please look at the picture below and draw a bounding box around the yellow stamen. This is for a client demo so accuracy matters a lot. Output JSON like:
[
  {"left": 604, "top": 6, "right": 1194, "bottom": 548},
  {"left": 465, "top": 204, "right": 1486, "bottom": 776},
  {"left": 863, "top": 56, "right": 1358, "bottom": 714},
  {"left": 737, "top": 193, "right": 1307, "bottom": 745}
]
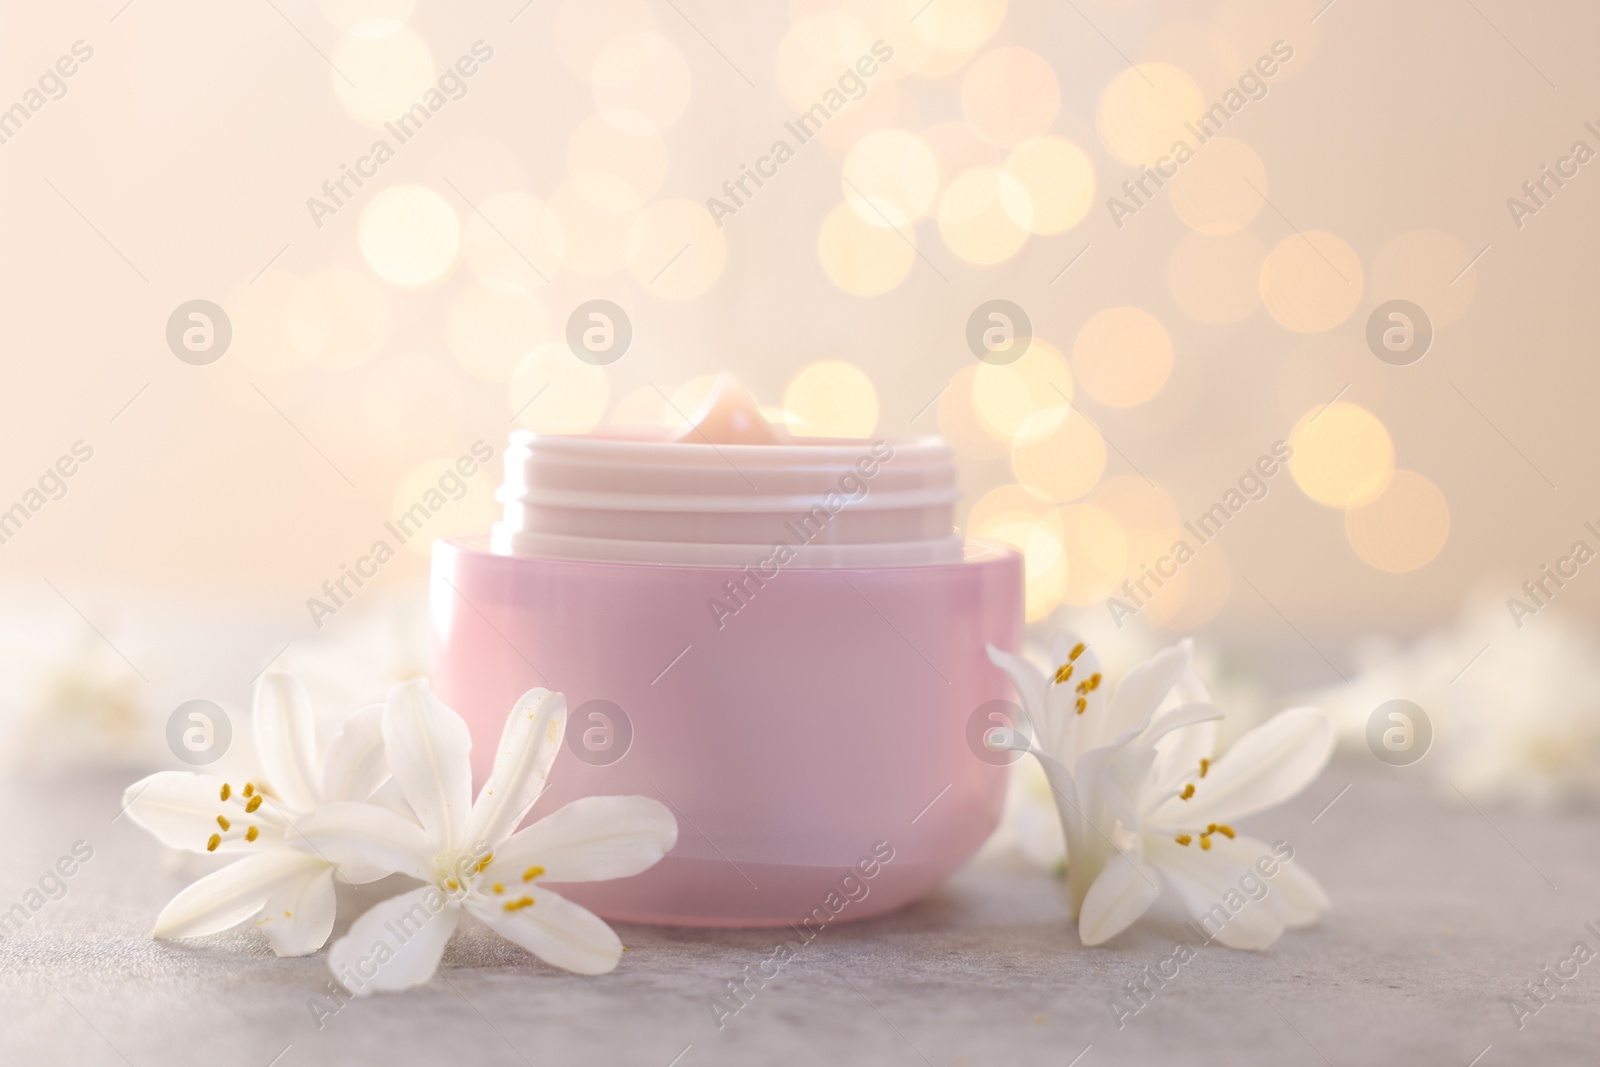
[
  {"left": 245, "top": 795, "right": 262, "bottom": 814},
  {"left": 243, "top": 782, "right": 254, "bottom": 798},
  {"left": 502, "top": 896, "right": 535, "bottom": 912},
  {"left": 1069, "top": 642, "right": 1086, "bottom": 661},
  {"left": 1215, "top": 824, "right": 1235, "bottom": 839},
  {"left": 219, "top": 783, "right": 231, "bottom": 801},
  {"left": 245, "top": 826, "right": 259, "bottom": 842},
  {"left": 1175, "top": 834, "right": 1192, "bottom": 846},
  {"left": 1199, "top": 758, "right": 1210, "bottom": 778},
  {"left": 474, "top": 852, "right": 495, "bottom": 874},
  {"left": 492, "top": 883, "right": 504, "bottom": 894},
  {"left": 1179, "top": 783, "right": 1195, "bottom": 800},
  {"left": 522, "top": 865, "right": 545, "bottom": 883},
  {"left": 1075, "top": 697, "right": 1087, "bottom": 715},
  {"left": 216, "top": 815, "right": 231, "bottom": 831},
  {"left": 446, "top": 878, "right": 459, "bottom": 890},
  {"left": 1200, "top": 836, "right": 1212, "bottom": 850},
  {"left": 206, "top": 833, "right": 221, "bottom": 852},
  {"left": 1053, "top": 663, "right": 1074, "bottom": 685}
]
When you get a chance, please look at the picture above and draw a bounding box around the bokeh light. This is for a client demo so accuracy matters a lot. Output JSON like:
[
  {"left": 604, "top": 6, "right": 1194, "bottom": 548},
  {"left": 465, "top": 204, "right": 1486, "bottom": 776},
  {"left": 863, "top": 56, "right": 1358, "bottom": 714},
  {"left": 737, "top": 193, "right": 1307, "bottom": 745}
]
[
  {"left": 818, "top": 202, "right": 917, "bottom": 295},
  {"left": 1168, "top": 230, "right": 1265, "bottom": 325},
  {"left": 965, "top": 483, "right": 1068, "bottom": 622},
  {"left": 591, "top": 33, "right": 692, "bottom": 134},
  {"left": 1289, "top": 402, "right": 1394, "bottom": 508},
  {"left": 938, "top": 168, "right": 1032, "bottom": 264},
  {"left": 510, "top": 345, "right": 609, "bottom": 433},
  {"left": 446, "top": 286, "right": 546, "bottom": 382},
  {"left": 554, "top": 0, "right": 655, "bottom": 79},
  {"left": 286, "top": 267, "right": 390, "bottom": 369},
  {"left": 331, "top": 24, "right": 435, "bottom": 126},
  {"left": 1371, "top": 228, "right": 1477, "bottom": 328},
  {"left": 628, "top": 200, "right": 727, "bottom": 299},
  {"left": 462, "top": 191, "right": 564, "bottom": 292},
  {"left": 961, "top": 47, "right": 1059, "bottom": 147},
  {"left": 1003, "top": 136, "right": 1095, "bottom": 234},
  {"left": 908, "top": 0, "right": 1008, "bottom": 62},
  {"left": 1168, "top": 136, "right": 1266, "bottom": 233},
  {"left": 568, "top": 114, "right": 668, "bottom": 202},
  {"left": 973, "top": 339, "right": 1074, "bottom": 442},
  {"left": 1058, "top": 502, "right": 1129, "bottom": 605},
  {"left": 920, "top": 121, "right": 1002, "bottom": 198},
  {"left": 1072, "top": 307, "right": 1174, "bottom": 407},
  {"left": 783, "top": 361, "right": 880, "bottom": 438},
  {"left": 843, "top": 130, "right": 940, "bottom": 227},
  {"left": 1096, "top": 62, "right": 1205, "bottom": 166},
  {"left": 1011, "top": 407, "right": 1107, "bottom": 503},
  {"left": 1345, "top": 470, "right": 1450, "bottom": 573},
  {"left": 937, "top": 365, "right": 1010, "bottom": 460},
  {"left": 1260, "top": 231, "right": 1364, "bottom": 333},
  {"left": 359, "top": 184, "right": 460, "bottom": 287}
]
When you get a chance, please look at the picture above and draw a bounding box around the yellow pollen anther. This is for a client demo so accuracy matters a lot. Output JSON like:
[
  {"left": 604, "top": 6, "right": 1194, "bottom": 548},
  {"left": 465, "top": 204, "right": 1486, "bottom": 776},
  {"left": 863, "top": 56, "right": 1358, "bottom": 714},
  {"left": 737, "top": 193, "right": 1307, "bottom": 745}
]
[
  {"left": 1075, "top": 697, "right": 1087, "bottom": 715},
  {"left": 492, "top": 883, "right": 504, "bottom": 894},
  {"left": 1053, "top": 663, "right": 1074, "bottom": 685},
  {"left": 1199, "top": 758, "right": 1210, "bottom": 778},
  {"left": 1175, "top": 834, "right": 1192, "bottom": 846},
  {"left": 446, "top": 878, "right": 459, "bottom": 890},
  {"left": 474, "top": 852, "right": 494, "bottom": 873},
  {"left": 245, "top": 795, "right": 263, "bottom": 813},
  {"left": 245, "top": 826, "right": 259, "bottom": 842},
  {"left": 1215, "top": 824, "right": 1235, "bottom": 839},
  {"left": 1179, "top": 783, "right": 1195, "bottom": 800},
  {"left": 206, "top": 834, "right": 221, "bottom": 852},
  {"left": 522, "top": 865, "right": 545, "bottom": 883},
  {"left": 1069, "top": 642, "right": 1086, "bottom": 661},
  {"left": 1200, "top": 836, "right": 1212, "bottom": 850},
  {"left": 1206, "top": 823, "right": 1217, "bottom": 834},
  {"left": 243, "top": 782, "right": 255, "bottom": 798},
  {"left": 502, "top": 896, "right": 534, "bottom": 912},
  {"left": 220, "top": 783, "right": 231, "bottom": 801},
  {"left": 217, "top": 816, "right": 231, "bottom": 831}
]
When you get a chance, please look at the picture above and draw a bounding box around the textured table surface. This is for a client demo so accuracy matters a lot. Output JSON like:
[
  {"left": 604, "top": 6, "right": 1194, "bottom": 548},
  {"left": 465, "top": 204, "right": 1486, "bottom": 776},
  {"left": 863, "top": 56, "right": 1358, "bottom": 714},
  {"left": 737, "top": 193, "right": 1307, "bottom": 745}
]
[{"left": 1, "top": 753, "right": 1596, "bottom": 1067}]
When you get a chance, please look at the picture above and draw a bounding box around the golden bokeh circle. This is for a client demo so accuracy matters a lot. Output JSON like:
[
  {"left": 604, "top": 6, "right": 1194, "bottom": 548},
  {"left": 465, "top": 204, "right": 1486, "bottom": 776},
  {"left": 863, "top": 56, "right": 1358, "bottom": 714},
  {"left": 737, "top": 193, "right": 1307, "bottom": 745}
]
[
  {"left": 1072, "top": 307, "right": 1174, "bottom": 407},
  {"left": 591, "top": 32, "right": 692, "bottom": 134},
  {"left": 1345, "top": 469, "right": 1450, "bottom": 573},
  {"left": 938, "top": 167, "right": 1032, "bottom": 265},
  {"left": 1011, "top": 407, "right": 1106, "bottom": 503},
  {"left": 331, "top": 24, "right": 435, "bottom": 126},
  {"left": 1289, "top": 401, "right": 1394, "bottom": 508},
  {"left": 843, "top": 129, "right": 940, "bottom": 227},
  {"left": 783, "top": 361, "right": 880, "bottom": 438},
  {"left": 359, "top": 184, "right": 460, "bottom": 287},
  {"left": 937, "top": 365, "right": 1010, "bottom": 461},
  {"left": 972, "top": 339, "right": 1074, "bottom": 442},
  {"left": 1003, "top": 136, "right": 1095, "bottom": 235},
  {"left": 1057, "top": 502, "right": 1129, "bottom": 606},
  {"left": 1260, "top": 231, "right": 1364, "bottom": 332},
  {"left": 1096, "top": 62, "right": 1205, "bottom": 166},
  {"left": 961, "top": 47, "right": 1059, "bottom": 147}
]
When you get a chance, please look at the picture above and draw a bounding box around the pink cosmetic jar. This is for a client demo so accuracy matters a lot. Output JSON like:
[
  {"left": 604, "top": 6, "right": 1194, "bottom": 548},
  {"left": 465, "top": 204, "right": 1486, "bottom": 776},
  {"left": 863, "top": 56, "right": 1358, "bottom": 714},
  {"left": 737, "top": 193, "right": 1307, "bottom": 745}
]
[{"left": 428, "top": 384, "right": 1023, "bottom": 926}]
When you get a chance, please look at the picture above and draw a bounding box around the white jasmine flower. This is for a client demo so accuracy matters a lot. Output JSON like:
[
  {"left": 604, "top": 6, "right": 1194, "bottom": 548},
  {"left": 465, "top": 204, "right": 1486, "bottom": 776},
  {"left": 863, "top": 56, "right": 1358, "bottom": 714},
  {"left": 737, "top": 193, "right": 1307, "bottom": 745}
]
[
  {"left": 987, "top": 633, "right": 1334, "bottom": 948},
  {"left": 122, "top": 672, "right": 390, "bottom": 956},
  {"left": 295, "top": 679, "right": 677, "bottom": 992}
]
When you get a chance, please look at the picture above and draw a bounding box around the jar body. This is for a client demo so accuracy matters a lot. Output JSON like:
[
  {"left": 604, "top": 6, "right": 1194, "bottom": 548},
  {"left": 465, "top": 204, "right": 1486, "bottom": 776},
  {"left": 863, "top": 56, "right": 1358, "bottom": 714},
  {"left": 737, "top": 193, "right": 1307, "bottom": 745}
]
[{"left": 429, "top": 536, "right": 1024, "bottom": 927}]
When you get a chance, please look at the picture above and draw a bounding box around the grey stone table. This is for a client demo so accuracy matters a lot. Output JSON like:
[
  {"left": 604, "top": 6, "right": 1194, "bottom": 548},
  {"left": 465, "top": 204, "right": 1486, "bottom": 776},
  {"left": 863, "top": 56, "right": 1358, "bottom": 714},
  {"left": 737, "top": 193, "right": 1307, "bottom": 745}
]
[{"left": 2, "top": 753, "right": 1596, "bottom": 1067}]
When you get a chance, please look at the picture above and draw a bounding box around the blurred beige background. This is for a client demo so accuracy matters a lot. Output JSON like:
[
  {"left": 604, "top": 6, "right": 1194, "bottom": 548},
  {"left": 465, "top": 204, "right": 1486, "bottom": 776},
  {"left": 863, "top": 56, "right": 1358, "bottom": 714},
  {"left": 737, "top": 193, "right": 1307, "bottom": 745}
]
[{"left": 2, "top": 0, "right": 1597, "bottom": 673}]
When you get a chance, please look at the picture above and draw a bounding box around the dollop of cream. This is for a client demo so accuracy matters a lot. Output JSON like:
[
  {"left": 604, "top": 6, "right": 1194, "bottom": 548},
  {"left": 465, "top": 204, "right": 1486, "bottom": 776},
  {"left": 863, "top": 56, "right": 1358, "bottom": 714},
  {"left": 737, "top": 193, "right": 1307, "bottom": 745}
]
[{"left": 668, "top": 376, "right": 789, "bottom": 446}]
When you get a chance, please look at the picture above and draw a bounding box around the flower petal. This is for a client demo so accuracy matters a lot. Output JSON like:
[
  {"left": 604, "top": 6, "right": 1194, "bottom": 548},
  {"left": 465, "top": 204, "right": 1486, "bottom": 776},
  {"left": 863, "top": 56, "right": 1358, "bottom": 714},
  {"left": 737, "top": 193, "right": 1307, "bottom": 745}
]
[
  {"left": 384, "top": 678, "right": 473, "bottom": 852},
  {"left": 1103, "top": 639, "right": 1192, "bottom": 743},
  {"left": 328, "top": 887, "right": 461, "bottom": 995},
  {"left": 152, "top": 849, "right": 326, "bottom": 940},
  {"left": 468, "top": 887, "right": 623, "bottom": 975},
  {"left": 487, "top": 796, "right": 677, "bottom": 884},
  {"left": 464, "top": 688, "right": 566, "bottom": 850},
  {"left": 123, "top": 771, "right": 285, "bottom": 854},
  {"left": 986, "top": 643, "right": 1047, "bottom": 738},
  {"left": 321, "top": 703, "right": 389, "bottom": 803},
  {"left": 253, "top": 672, "right": 323, "bottom": 810},
  {"left": 1262, "top": 848, "right": 1331, "bottom": 929},
  {"left": 1152, "top": 707, "right": 1334, "bottom": 826},
  {"left": 256, "top": 866, "right": 337, "bottom": 957},
  {"left": 289, "top": 801, "right": 434, "bottom": 883},
  {"left": 1078, "top": 850, "right": 1161, "bottom": 946},
  {"left": 1147, "top": 835, "right": 1287, "bottom": 950}
]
